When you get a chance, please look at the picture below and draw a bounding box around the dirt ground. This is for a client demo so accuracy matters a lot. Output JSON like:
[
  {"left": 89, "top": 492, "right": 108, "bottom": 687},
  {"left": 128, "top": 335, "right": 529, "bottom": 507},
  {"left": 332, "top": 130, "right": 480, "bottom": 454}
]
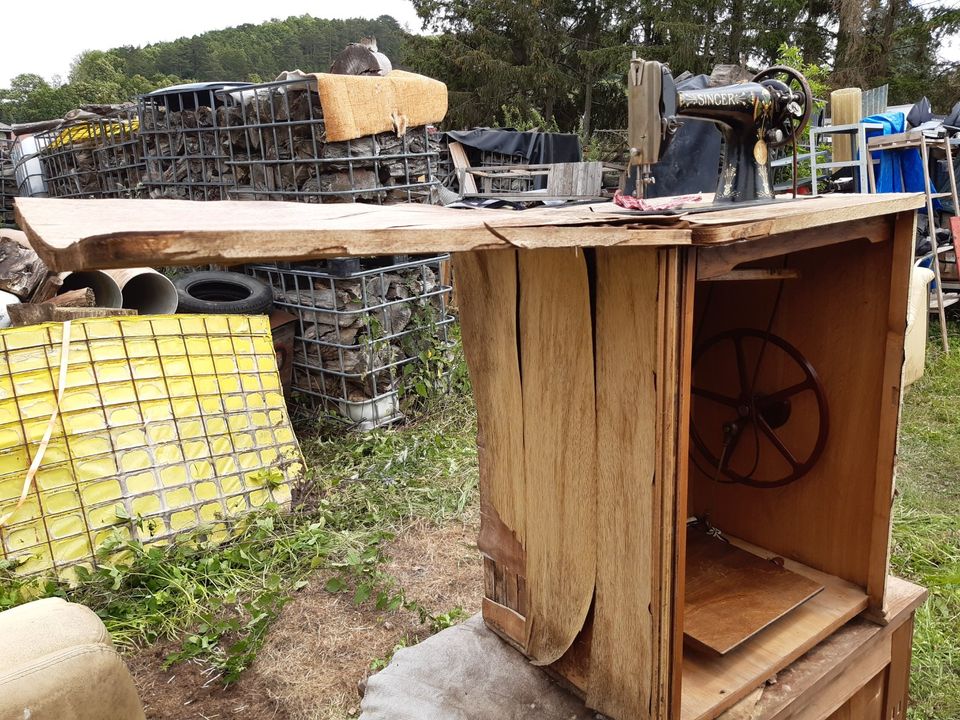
[{"left": 126, "top": 513, "right": 482, "bottom": 720}]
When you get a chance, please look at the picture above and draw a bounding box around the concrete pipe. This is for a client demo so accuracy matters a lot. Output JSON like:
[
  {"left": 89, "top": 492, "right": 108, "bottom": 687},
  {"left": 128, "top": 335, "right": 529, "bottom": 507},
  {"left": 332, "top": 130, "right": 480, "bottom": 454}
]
[
  {"left": 58, "top": 271, "right": 122, "bottom": 308},
  {"left": 104, "top": 268, "right": 178, "bottom": 315}
]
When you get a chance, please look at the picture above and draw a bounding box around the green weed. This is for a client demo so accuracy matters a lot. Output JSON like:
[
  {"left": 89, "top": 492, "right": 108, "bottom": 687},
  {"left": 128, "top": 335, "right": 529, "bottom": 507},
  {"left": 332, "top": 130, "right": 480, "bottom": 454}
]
[{"left": 895, "top": 320, "right": 960, "bottom": 719}]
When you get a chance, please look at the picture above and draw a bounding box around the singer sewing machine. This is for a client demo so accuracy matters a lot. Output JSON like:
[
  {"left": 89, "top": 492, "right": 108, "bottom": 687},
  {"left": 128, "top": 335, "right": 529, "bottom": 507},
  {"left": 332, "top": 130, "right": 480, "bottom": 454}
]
[{"left": 628, "top": 58, "right": 812, "bottom": 203}]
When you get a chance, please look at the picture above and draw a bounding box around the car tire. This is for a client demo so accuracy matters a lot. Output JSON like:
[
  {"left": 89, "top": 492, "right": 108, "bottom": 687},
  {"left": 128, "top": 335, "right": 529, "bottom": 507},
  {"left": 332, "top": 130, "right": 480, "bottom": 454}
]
[{"left": 174, "top": 271, "right": 273, "bottom": 315}]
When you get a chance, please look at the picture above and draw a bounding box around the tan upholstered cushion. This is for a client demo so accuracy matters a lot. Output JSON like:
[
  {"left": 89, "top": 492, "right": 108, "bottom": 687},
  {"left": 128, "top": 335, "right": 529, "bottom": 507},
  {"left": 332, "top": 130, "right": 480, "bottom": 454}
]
[{"left": 0, "top": 598, "right": 145, "bottom": 720}]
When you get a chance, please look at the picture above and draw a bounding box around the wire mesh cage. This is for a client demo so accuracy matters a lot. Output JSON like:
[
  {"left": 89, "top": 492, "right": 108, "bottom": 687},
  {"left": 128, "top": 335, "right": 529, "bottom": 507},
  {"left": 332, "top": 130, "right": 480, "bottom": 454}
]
[
  {"left": 216, "top": 78, "right": 442, "bottom": 204},
  {"left": 138, "top": 83, "right": 250, "bottom": 201},
  {"left": 36, "top": 107, "right": 145, "bottom": 199},
  {"left": 95, "top": 108, "right": 145, "bottom": 198},
  {"left": 0, "top": 133, "right": 16, "bottom": 228},
  {"left": 246, "top": 256, "right": 454, "bottom": 428},
  {"left": 479, "top": 149, "right": 535, "bottom": 194}
]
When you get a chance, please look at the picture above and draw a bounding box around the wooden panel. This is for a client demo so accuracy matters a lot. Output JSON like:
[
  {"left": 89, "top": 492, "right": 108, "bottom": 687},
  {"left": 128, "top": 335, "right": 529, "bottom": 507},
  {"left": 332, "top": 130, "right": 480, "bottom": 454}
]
[
  {"left": 883, "top": 616, "right": 915, "bottom": 720},
  {"left": 681, "top": 536, "right": 868, "bottom": 720},
  {"left": 13, "top": 194, "right": 925, "bottom": 271},
  {"left": 718, "top": 577, "right": 925, "bottom": 720},
  {"left": 688, "top": 232, "right": 898, "bottom": 592},
  {"left": 453, "top": 251, "right": 526, "bottom": 553},
  {"left": 587, "top": 247, "right": 660, "bottom": 718},
  {"left": 781, "top": 635, "right": 889, "bottom": 720},
  {"left": 519, "top": 248, "right": 597, "bottom": 664},
  {"left": 696, "top": 215, "right": 890, "bottom": 280},
  {"left": 827, "top": 670, "right": 886, "bottom": 720},
  {"left": 669, "top": 249, "right": 697, "bottom": 719},
  {"left": 684, "top": 529, "right": 824, "bottom": 655},
  {"left": 867, "top": 211, "right": 916, "bottom": 612}
]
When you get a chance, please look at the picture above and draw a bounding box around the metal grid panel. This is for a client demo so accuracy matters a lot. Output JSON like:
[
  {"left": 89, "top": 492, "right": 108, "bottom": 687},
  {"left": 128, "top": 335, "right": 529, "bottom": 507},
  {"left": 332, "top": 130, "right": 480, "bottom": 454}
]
[
  {"left": 217, "top": 78, "right": 441, "bottom": 204},
  {"left": 36, "top": 122, "right": 103, "bottom": 199},
  {"left": 138, "top": 88, "right": 232, "bottom": 201},
  {"left": 0, "top": 315, "right": 303, "bottom": 579},
  {"left": 0, "top": 135, "right": 15, "bottom": 228},
  {"left": 95, "top": 110, "right": 146, "bottom": 198},
  {"left": 246, "top": 256, "right": 453, "bottom": 428},
  {"left": 479, "top": 149, "right": 535, "bottom": 193}
]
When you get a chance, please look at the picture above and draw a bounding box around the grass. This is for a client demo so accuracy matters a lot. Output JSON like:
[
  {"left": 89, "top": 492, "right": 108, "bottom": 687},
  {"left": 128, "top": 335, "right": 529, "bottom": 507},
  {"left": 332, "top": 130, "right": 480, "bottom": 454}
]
[
  {"left": 893, "top": 320, "right": 960, "bottom": 720},
  {"left": 0, "top": 392, "right": 479, "bottom": 684}
]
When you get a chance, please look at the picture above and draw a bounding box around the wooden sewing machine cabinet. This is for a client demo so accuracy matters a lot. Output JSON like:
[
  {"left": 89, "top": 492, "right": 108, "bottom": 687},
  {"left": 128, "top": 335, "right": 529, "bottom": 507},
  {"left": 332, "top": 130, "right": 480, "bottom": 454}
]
[{"left": 16, "top": 192, "right": 929, "bottom": 720}]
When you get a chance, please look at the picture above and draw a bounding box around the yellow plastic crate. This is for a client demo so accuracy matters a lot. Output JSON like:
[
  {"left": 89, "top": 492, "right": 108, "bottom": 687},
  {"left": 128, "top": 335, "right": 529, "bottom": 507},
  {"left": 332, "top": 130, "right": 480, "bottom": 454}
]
[{"left": 0, "top": 315, "right": 304, "bottom": 578}]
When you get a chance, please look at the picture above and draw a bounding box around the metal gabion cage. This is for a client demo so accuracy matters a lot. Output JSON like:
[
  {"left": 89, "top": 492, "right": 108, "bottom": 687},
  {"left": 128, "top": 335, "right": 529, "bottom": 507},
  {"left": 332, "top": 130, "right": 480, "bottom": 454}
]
[
  {"left": 246, "top": 256, "right": 454, "bottom": 428},
  {"left": 139, "top": 83, "right": 250, "bottom": 201},
  {"left": 216, "top": 78, "right": 442, "bottom": 204},
  {"left": 0, "top": 134, "right": 16, "bottom": 227},
  {"left": 37, "top": 108, "right": 144, "bottom": 199},
  {"left": 479, "top": 149, "right": 535, "bottom": 194},
  {"left": 95, "top": 109, "right": 145, "bottom": 197}
]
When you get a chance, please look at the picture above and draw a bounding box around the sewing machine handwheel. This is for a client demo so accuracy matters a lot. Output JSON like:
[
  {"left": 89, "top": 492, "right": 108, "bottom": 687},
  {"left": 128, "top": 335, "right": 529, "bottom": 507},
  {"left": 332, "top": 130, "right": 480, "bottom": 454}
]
[{"left": 751, "top": 66, "right": 812, "bottom": 148}]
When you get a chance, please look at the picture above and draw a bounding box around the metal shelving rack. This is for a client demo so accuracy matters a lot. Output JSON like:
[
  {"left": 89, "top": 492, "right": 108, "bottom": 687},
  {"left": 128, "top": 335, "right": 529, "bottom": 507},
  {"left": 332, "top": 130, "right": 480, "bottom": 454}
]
[{"left": 867, "top": 129, "right": 960, "bottom": 352}]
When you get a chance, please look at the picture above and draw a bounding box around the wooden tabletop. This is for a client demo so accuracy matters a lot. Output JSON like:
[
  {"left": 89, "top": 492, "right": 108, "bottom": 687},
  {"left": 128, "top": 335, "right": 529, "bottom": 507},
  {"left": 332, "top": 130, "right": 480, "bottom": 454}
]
[{"left": 15, "top": 193, "right": 924, "bottom": 272}]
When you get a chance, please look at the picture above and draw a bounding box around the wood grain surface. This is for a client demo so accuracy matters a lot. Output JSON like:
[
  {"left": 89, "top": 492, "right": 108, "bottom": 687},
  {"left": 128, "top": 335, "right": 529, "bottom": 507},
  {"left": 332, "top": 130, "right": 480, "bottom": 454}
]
[
  {"left": 587, "top": 247, "right": 660, "bottom": 718},
  {"left": 681, "top": 536, "right": 869, "bottom": 720},
  {"left": 684, "top": 529, "right": 824, "bottom": 655},
  {"left": 15, "top": 194, "right": 923, "bottom": 271},
  {"left": 519, "top": 248, "right": 597, "bottom": 665}
]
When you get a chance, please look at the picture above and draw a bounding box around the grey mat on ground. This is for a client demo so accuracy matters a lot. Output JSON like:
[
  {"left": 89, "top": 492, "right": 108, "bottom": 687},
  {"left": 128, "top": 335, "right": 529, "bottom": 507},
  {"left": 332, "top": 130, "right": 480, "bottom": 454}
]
[{"left": 359, "top": 615, "right": 596, "bottom": 720}]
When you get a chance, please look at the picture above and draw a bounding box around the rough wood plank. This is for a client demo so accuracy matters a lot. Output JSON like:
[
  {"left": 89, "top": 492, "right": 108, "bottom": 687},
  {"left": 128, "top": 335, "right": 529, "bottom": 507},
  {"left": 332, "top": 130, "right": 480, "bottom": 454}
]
[
  {"left": 680, "top": 536, "right": 869, "bottom": 720},
  {"left": 47, "top": 287, "right": 96, "bottom": 307},
  {"left": 687, "top": 194, "right": 922, "bottom": 244},
  {"left": 449, "top": 142, "right": 478, "bottom": 195},
  {"left": 684, "top": 529, "right": 824, "bottom": 656},
  {"left": 13, "top": 194, "right": 924, "bottom": 272},
  {"left": 454, "top": 251, "right": 526, "bottom": 576},
  {"left": 587, "top": 247, "right": 660, "bottom": 718},
  {"left": 7, "top": 304, "right": 136, "bottom": 326},
  {"left": 15, "top": 198, "right": 688, "bottom": 272},
  {"left": 519, "top": 248, "right": 596, "bottom": 665}
]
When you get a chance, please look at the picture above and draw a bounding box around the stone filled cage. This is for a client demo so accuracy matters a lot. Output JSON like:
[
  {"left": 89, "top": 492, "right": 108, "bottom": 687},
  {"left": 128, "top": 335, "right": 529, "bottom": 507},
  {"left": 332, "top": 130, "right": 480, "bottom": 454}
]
[
  {"left": 0, "top": 134, "right": 16, "bottom": 227},
  {"left": 215, "top": 77, "right": 442, "bottom": 203},
  {"left": 36, "top": 107, "right": 145, "bottom": 199},
  {"left": 245, "top": 256, "right": 454, "bottom": 428},
  {"left": 138, "top": 83, "right": 251, "bottom": 201}
]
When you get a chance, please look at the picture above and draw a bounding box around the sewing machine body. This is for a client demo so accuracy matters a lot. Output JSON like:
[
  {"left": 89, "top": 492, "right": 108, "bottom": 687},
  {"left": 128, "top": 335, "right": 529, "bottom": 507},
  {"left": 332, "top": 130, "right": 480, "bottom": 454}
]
[{"left": 628, "top": 59, "right": 811, "bottom": 203}]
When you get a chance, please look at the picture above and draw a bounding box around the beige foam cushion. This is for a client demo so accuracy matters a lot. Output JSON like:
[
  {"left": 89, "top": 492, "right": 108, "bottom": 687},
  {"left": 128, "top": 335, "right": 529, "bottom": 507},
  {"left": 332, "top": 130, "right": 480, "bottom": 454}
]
[
  {"left": 313, "top": 70, "right": 448, "bottom": 142},
  {"left": 0, "top": 598, "right": 145, "bottom": 720}
]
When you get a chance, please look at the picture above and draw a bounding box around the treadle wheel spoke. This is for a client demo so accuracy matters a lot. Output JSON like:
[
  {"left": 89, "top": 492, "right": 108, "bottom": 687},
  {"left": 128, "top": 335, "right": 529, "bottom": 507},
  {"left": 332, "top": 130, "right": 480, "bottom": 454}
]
[
  {"left": 692, "top": 386, "right": 739, "bottom": 407},
  {"left": 764, "top": 378, "right": 815, "bottom": 404},
  {"left": 758, "top": 416, "right": 800, "bottom": 469}
]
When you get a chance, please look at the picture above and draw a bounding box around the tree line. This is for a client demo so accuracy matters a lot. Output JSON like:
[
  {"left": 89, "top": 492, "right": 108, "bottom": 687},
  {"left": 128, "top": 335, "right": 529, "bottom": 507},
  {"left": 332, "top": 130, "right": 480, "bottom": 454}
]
[{"left": 1, "top": 4, "right": 958, "bottom": 131}]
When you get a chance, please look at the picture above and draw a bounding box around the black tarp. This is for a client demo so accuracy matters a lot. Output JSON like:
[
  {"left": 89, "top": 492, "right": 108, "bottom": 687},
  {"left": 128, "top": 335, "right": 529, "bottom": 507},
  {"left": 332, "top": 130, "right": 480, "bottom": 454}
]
[{"left": 444, "top": 129, "right": 582, "bottom": 189}]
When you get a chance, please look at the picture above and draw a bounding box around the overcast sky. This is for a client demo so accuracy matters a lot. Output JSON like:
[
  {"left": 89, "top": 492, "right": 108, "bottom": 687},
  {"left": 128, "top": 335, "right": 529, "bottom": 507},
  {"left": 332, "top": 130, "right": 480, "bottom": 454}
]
[
  {"left": 2, "top": 0, "right": 958, "bottom": 88},
  {"left": 0, "top": 1, "right": 424, "bottom": 87}
]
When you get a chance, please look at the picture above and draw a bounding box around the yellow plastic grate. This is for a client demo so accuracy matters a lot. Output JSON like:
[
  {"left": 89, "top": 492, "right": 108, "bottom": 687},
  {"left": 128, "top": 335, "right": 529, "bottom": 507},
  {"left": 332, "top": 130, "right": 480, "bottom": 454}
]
[{"left": 0, "top": 315, "right": 304, "bottom": 579}]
